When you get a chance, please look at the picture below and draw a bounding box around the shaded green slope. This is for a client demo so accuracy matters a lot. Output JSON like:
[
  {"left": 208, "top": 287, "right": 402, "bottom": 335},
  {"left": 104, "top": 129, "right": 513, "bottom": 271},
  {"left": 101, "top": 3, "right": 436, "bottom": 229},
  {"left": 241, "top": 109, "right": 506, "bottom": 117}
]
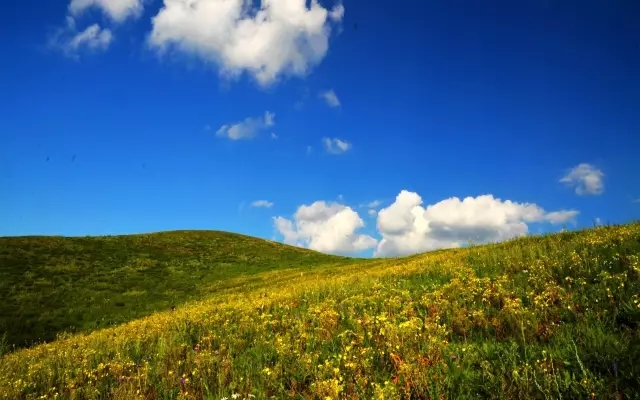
[{"left": 0, "top": 230, "right": 362, "bottom": 351}]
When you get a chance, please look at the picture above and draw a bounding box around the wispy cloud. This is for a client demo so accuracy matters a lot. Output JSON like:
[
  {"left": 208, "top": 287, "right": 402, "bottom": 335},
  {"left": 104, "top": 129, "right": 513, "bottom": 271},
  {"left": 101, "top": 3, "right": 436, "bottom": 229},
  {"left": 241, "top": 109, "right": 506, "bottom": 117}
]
[
  {"left": 68, "top": 0, "right": 144, "bottom": 22},
  {"left": 251, "top": 200, "right": 274, "bottom": 208},
  {"left": 322, "top": 137, "right": 351, "bottom": 154},
  {"left": 319, "top": 89, "right": 341, "bottom": 108},
  {"left": 216, "top": 111, "right": 275, "bottom": 140},
  {"left": 544, "top": 210, "right": 580, "bottom": 224},
  {"left": 560, "top": 163, "right": 605, "bottom": 195},
  {"left": 362, "top": 200, "right": 382, "bottom": 209},
  {"left": 238, "top": 201, "right": 246, "bottom": 215},
  {"left": 50, "top": 17, "right": 113, "bottom": 57},
  {"left": 51, "top": 0, "right": 144, "bottom": 58}
]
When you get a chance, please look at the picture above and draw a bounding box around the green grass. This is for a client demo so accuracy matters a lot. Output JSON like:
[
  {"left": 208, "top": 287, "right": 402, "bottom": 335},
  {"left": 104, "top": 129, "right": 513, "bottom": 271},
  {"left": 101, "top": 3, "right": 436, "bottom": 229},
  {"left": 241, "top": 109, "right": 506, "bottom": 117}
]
[
  {"left": 0, "top": 230, "right": 363, "bottom": 351},
  {"left": 1, "top": 223, "right": 639, "bottom": 399}
]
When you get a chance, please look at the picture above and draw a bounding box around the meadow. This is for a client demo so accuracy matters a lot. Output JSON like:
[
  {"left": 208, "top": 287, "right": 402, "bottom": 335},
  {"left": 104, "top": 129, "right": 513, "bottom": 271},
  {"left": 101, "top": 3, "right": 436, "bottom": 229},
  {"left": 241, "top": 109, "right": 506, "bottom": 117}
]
[
  {"left": 0, "top": 230, "right": 358, "bottom": 351},
  {"left": 1, "top": 223, "right": 639, "bottom": 399}
]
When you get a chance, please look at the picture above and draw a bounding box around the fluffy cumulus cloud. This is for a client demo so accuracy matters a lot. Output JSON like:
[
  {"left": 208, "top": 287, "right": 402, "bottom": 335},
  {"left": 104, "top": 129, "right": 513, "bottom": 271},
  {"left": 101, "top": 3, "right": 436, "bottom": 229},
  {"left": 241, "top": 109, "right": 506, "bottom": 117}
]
[
  {"left": 273, "top": 201, "right": 377, "bottom": 255},
  {"left": 251, "top": 200, "right": 274, "bottom": 208},
  {"left": 68, "top": 0, "right": 144, "bottom": 22},
  {"left": 319, "top": 89, "right": 340, "bottom": 107},
  {"left": 375, "top": 191, "right": 580, "bottom": 257},
  {"left": 560, "top": 163, "right": 605, "bottom": 195},
  {"left": 148, "top": 0, "right": 345, "bottom": 86},
  {"left": 322, "top": 137, "right": 351, "bottom": 154},
  {"left": 216, "top": 111, "right": 275, "bottom": 140}
]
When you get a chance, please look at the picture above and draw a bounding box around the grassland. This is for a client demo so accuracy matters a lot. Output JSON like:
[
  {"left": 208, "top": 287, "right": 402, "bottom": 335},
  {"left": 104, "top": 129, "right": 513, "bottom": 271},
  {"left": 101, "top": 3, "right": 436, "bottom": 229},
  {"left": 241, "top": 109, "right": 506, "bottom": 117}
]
[
  {"left": 1, "top": 223, "right": 640, "bottom": 399},
  {"left": 0, "top": 231, "right": 360, "bottom": 351}
]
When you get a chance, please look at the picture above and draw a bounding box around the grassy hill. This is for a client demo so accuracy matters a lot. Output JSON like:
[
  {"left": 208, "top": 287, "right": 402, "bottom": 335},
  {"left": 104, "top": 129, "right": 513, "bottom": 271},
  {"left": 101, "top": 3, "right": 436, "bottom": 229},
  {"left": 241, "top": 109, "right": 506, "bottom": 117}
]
[
  {"left": 1, "top": 223, "right": 640, "bottom": 399},
  {"left": 0, "top": 230, "right": 363, "bottom": 351}
]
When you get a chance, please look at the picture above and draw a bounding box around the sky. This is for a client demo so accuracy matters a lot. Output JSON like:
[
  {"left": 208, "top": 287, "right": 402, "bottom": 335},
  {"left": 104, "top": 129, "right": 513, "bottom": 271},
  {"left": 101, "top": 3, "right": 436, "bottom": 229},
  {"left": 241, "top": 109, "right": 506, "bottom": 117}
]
[{"left": 1, "top": 0, "right": 639, "bottom": 257}]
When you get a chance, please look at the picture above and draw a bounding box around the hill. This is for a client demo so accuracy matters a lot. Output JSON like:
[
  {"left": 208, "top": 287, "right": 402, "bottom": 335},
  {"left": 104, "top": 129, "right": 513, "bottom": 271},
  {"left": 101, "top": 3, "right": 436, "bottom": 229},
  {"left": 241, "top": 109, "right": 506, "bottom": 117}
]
[
  {"left": 0, "top": 230, "right": 363, "bottom": 351},
  {"left": 1, "top": 223, "right": 639, "bottom": 399}
]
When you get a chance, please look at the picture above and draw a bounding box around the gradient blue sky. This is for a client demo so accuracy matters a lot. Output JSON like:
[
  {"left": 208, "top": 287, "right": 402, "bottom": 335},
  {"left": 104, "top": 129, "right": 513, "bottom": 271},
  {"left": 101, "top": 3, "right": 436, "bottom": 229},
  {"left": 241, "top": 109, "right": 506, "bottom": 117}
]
[{"left": 1, "top": 0, "right": 639, "bottom": 257}]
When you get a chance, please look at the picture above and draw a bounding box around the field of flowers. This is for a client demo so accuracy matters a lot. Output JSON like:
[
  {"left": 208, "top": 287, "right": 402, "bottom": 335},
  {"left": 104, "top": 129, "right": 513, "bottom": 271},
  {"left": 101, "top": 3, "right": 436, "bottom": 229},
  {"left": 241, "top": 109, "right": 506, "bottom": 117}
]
[
  {"left": 1, "top": 223, "right": 639, "bottom": 399},
  {"left": 0, "top": 230, "right": 354, "bottom": 351}
]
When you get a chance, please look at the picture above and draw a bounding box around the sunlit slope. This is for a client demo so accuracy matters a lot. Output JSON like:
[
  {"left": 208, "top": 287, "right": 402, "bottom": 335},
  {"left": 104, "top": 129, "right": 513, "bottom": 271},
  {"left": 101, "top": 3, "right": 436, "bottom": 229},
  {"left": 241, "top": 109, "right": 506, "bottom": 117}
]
[
  {"left": 0, "top": 230, "right": 362, "bottom": 350},
  {"left": 1, "top": 223, "right": 639, "bottom": 399}
]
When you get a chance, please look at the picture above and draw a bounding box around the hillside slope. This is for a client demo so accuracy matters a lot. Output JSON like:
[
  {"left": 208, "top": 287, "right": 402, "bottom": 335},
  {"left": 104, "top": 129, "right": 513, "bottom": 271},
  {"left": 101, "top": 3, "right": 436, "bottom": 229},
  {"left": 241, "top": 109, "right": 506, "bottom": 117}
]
[
  {"left": 1, "top": 223, "right": 639, "bottom": 399},
  {"left": 0, "top": 230, "right": 363, "bottom": 351}
]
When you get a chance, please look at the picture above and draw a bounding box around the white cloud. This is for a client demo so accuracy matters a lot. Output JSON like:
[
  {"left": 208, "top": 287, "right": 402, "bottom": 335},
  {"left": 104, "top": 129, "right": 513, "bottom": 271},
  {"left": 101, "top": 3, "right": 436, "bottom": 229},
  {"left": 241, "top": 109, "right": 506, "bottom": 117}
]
[
  {"left": 307, "top": 145, "right": 313, "bottom": 154},
  {"left": 68, "top": 24, "right": 113, "bottom": 51},
  {"left": 319, "top": 89, "right": 340, "bottom": 107},
  {"left": 270, "top": 132, "right": 278, "bottom": 139},
  {"left": 52, "top": 0, "right": 141, "bottom": 57},
  {"left": 216, "top": 111, "right": 275, "bottom": 140},
  {"left": 545, "top": 210, "right": 580, "bottom": 224},
  {"left": 322, "top": 137, "right": 351, "bottom": 154},
  {"left": 375, "top": 191, "right": 580, "bottom": 257},
  {"left": 361, "top": 200, "right": 382, "bottom": 209},
  {"left": 560, "top": 163, "right": 605, "bottom": 195},
  {"left": 69, "top": 0, "right": 144, "bottom": 22},
  {"left": 251, "top": 200, "right": 274, "bottom": 208},
  {"left": 360, "top": 200, "right": 382, "bottom": 218},
  {"left": 148, "top": 0, "right": 345, "bottom": 87},
  {"left": 51, "top": 17, "right": 113, "bottom": 56},
  {"left": 595, "top": 217, "right": 602, "bottom": 226},
  {"left": 273, "top": 200, "right": 377, "bottom": 255}
]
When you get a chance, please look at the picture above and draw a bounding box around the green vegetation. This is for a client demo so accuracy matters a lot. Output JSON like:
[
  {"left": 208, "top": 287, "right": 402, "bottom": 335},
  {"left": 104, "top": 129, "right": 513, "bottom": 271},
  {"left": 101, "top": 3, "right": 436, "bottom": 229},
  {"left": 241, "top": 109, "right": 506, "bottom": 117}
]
[
  {"left": 0, "top": 230, "right": 359, "bottom": 351},
  {"left": 1, "top": 223, "right": 640, "bottom": 399}
]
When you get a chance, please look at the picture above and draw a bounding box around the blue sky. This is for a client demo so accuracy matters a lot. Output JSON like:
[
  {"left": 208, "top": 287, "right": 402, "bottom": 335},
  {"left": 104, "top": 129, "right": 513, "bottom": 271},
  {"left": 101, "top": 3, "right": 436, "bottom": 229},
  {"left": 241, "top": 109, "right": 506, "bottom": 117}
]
[{"left": 1, "top": 0, "right": 639, "bottom": 257}]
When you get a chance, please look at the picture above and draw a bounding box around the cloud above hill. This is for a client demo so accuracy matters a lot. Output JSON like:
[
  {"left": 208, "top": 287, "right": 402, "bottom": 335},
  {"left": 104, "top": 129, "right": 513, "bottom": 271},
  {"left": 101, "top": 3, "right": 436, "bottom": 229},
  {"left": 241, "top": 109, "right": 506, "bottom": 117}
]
[
  {"left": 273, "top": 201, "right": 377, "bottom": 255},
  {"left": 216, "top": 111, "right": 275, "bottom": 140},
  {"left": 274, "top": 191, "right": 580, "bottom": 257},
  {"left": 560, "top": 163, "right": 604, "bottom": 195},
  {"left": 148, "top": 0, "right": 345, "bottom": 86},
  {"left": 374, "top": 191, "right": 579, "bottom": 257}
]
